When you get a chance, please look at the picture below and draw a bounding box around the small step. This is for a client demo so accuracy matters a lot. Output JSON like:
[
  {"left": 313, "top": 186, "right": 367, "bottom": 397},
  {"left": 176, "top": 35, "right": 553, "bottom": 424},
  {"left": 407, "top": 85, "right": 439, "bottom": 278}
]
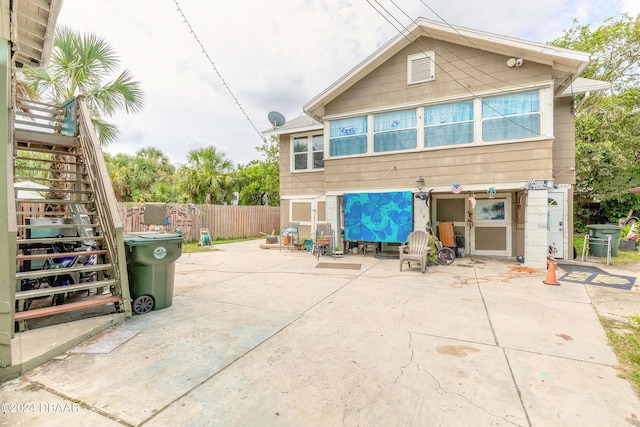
[
  {"left": 16, "top": 198, "right": 94, "bottom": 204},
  {"left": 14, "top": 295, "right": 122, "bottom": 322},
  {"left": 16, "top": 249, "right": 108, "bottom": 261},
  {"left": 16, "top": 263, "right": 113, "bottom": 281},
  {"left": 17, "top": 236, "right": 105, "bottom": 245},
  {"left": 15, "top": 279, "right": 118, "bottom": 300},
  {"left": 14, "top": 129, "right": 79, "bottom": 149}
]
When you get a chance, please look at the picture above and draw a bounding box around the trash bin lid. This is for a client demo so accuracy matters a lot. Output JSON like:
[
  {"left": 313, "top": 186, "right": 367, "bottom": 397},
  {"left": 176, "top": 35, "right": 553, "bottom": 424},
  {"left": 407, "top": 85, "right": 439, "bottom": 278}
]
[{"left": 123, "top": 232, "right": 184, "bottom": 245}]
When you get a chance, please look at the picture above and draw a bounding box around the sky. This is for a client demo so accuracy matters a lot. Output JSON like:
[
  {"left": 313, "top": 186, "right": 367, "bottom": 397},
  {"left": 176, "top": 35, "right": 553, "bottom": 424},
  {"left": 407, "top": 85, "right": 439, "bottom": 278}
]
[{"left": 55, "top": 0, "right": 639, "bottom": 167}]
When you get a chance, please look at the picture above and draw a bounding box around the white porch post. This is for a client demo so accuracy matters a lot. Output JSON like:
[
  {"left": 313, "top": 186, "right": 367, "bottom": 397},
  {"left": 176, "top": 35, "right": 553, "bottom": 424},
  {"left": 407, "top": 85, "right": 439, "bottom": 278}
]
[
  {"left": 325, "top": 195, "right": 339, "bottom": 240},
  {"left": 524, "top": 189, "right": 549, "bottom": 270}
]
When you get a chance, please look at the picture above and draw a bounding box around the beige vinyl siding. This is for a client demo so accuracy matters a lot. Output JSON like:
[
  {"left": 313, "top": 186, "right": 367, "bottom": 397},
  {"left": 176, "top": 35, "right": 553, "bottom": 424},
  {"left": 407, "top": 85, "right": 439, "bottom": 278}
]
[
  {"left": 552, "top": 97, "right": 576, "bottom": 185},
  {"left": 279, "top": 134, "right": 326, "bottom": 197},
  {"left": 322, "top": 139, "right": 552, "bottom": 192},
  {"left": 326, "top": 38, "right": 552, "bottom": 116}
]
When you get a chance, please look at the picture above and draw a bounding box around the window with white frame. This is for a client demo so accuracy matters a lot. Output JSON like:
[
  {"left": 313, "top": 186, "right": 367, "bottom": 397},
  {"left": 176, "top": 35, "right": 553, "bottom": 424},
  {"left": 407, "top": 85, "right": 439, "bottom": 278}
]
[
  {"left": 373, "top": 109, "right": 417, "bottom": 152},
  {"left": 324, "top": 89, "right": 545, "bottom": 159},
  {"left": 329, "top": 116, "right": 367, "bottom": 157},
  {"left": 292, "top": 134, "right": 324, "bottom": 171},
  {"left": 424, "top": 100, "right": 474, "bottom": 147},
  {"left": 481, "top": 90, "right": 540, "bottom": 141},
  {"left": 407, "top": 52, "right": 435, "bottom": 84}
]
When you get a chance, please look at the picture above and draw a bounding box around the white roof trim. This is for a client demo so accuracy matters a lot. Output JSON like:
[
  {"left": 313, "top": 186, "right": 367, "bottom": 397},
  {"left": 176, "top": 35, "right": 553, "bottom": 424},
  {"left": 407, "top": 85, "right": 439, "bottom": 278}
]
[
  {"left": 558, "top": 77, "right": 611, "bottom": 97},
  {"left": 261, "top": 115, "right": 323, "bottom": 137},
  {"left": 304, "top": 17, "right": 592, "bottom": 121}
]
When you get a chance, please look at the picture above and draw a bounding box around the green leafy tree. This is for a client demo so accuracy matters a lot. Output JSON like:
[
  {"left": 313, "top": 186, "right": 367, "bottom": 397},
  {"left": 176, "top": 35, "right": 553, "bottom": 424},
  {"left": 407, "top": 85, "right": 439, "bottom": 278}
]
[
  {"left": 236, "top": 136, "right": 280, "bottom": 206},
  {"left": 21, "top": 26, "right": 144, "bottom": 145},
  {"left": 551, "top": 14, "right": 640, "bottom": 227},
  {"left": 19, "top": 27, "right": 144, "bottom": 210},
  {"left": 105, "top": 148, "right": 180, "bottom": 202},
  {"left": 178, "top": 146, "right": 234, "bottom": 204}
]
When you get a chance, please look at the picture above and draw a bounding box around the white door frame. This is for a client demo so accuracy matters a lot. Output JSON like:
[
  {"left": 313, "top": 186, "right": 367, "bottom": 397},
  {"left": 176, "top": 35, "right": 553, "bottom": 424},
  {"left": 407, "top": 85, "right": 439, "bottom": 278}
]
[{"left": 548, "top": 189, "right": 569, "bottom": 259}]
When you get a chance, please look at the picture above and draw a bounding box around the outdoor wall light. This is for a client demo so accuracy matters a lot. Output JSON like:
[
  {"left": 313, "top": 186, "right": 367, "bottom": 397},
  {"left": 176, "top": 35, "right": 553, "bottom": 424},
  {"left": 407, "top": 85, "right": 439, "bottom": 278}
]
[
  {"left": 416, "top": 176, "right": 425, "bottom": 191},
  {"left": 507, "top": 57, "right": 524, "bottom": 68}
]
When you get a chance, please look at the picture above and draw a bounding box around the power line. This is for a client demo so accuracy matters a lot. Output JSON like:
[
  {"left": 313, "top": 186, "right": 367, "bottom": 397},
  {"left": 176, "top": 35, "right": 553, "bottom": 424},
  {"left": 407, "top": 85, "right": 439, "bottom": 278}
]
[
  {"left": 366, "top": 0, "right": 554, "bottom": 139},
  {"left": 171, "top": 0, "right": 324, "bottom": 193},
  {"left": 171, "top": 0, "right": 263, "bottom": 138}
]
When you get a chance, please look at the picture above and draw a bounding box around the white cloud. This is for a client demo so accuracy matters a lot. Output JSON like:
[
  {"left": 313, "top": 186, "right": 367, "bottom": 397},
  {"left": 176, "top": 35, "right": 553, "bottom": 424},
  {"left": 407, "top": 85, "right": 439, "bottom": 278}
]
[{"left": 56, "top": 0, "right": 629, "bottom": 165}]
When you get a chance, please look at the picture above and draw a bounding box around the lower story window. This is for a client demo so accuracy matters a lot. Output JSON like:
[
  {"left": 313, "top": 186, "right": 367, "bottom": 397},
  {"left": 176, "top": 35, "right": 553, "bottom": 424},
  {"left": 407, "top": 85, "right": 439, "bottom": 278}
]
[{"left": 293, "top": 134, "right": 324, "bottom": 171}]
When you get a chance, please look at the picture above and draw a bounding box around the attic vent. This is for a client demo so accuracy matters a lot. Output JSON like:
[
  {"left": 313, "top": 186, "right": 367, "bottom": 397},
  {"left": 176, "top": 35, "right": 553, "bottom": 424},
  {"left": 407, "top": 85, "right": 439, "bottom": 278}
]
[{"left": 407, "top": 52, "right": 435, "bottom": 85}]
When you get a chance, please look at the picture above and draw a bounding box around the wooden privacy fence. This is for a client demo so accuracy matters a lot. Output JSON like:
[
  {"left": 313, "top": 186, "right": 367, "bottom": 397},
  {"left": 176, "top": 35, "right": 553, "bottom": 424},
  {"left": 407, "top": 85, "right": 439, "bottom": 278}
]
[{"left": 117, "top": 203, "right": 280, "bottom": 242}]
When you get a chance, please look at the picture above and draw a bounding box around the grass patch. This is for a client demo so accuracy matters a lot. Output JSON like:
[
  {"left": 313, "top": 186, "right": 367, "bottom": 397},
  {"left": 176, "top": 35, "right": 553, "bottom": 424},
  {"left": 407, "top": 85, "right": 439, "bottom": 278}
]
[
  {"left": 602, "top": 316, "right": 640, "bottom": 392},
  {"left": 181, "top": 237, "right": 259, "bottom": 253},
  {"left": 573, "top": 235, "right": 640, "bottom": 265}
]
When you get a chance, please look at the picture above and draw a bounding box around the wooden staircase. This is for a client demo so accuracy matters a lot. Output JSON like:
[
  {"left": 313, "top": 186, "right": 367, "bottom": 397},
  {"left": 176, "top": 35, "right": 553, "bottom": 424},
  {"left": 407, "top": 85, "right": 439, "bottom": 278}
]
[{"left": 12, "top": 97, "right": 132, "bottom": 327}]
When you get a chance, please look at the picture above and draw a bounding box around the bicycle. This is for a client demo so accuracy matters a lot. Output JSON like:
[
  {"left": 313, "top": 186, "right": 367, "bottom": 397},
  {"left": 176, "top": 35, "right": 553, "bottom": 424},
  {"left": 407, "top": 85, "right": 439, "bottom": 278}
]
[{"left": 425, "top": 222, "right": 456, "bottom": 266}]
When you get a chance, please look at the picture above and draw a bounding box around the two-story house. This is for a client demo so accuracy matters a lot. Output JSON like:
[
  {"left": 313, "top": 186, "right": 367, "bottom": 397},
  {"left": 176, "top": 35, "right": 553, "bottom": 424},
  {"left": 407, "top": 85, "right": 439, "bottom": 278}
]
[{"left": 263, "top": 18, "right": 609, "bottom": 269}]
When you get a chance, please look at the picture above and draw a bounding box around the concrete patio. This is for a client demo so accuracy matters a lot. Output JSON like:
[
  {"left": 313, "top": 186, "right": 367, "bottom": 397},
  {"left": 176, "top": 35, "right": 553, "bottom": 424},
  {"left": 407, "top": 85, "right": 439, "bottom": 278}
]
[{"left": 1, "top": 239, "right": 639, "bottom": 426}]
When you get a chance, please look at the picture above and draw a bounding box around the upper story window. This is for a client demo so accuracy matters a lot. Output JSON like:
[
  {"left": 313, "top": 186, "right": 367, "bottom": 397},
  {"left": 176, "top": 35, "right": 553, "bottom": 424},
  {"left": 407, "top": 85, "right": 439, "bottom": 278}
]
[
  {"left": 373, "top": 109, "right": 417, "bottom": 153},
  {"left": 324, "top": 88, "right": 545, "bottom": 159},
  {"left": 329, "top": 116, "right": 367, "bottom": 157},
  {"left": 482, "top": 90, "right": 540, "bottom": 141},
  {"left": 293, "top": 134, "right": 324, "bottom": 171},
  {"left": 424, "top": 100, "right": 474, "bottom": 147}
]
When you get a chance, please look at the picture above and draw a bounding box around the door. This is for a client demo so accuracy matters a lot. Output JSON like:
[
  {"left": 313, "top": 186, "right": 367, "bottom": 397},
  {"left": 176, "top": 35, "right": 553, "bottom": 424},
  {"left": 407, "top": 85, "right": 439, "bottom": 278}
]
[
  {"left": 547, "top": 192, "right": 564, "bottom": 258},
  {"left": 469, "top": 195, "right": 511, "bottom": 256}
]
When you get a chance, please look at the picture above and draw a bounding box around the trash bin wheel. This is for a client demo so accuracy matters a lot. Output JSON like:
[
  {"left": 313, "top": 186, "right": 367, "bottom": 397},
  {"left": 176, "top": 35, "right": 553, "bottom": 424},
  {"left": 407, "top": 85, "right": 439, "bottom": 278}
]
[{"left": 133, "top": 295, "right": 154, "bottom": 314}]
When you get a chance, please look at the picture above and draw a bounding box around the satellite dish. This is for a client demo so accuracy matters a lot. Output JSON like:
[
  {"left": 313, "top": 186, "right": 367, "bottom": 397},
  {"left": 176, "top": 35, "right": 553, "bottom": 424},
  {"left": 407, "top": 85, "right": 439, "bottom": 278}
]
[{"left": 268, "top": 111, "right": 286, "bottom": 128}]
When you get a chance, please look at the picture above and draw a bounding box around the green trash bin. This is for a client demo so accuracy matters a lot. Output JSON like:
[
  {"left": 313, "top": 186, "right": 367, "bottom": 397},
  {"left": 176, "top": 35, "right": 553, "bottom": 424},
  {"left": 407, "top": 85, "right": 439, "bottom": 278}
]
[
  {"left": 123, "top": 232, "right": 184, "bottom": 314},
  {"left": 587, "top": 224, "right": 622, "bottom": 257}
]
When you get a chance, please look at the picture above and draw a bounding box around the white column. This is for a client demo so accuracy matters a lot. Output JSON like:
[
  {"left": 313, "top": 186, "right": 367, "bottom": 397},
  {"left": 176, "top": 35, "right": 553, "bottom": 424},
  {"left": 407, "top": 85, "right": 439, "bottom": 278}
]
[
  {"left": 524, "top": 189, "right": 549, "bottom": 270},
  {"left": 325, "top": 195, "right": 339, "bottom": 239}
]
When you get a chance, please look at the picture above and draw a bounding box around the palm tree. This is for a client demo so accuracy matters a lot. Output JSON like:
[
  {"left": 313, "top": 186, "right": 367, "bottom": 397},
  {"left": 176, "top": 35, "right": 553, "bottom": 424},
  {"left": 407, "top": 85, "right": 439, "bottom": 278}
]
[
  {"left": 19, "top": 27, "right": 144, "bottom": 210},
  {"left": 179, "top": 146, "right": 234, "bottom": 204}
]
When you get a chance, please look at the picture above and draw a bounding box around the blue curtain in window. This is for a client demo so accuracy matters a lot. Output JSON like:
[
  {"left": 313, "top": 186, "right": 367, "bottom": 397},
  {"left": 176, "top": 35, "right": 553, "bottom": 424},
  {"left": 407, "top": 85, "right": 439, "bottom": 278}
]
[
  {"left": 482, "top": 91, "right": 539, "bottom": 118},
  {"left": 373, "top": 110, "right": 417, "bottom": 152},
  {"left": 329, "top": 116, "right": 368, "bottom": 156},
  {"left": 424, "top": 101, "right": 474, "bottom": 147},
  {"left": 482, "top": 91, "right": 540, "bottom": 141},
  {"left": 344, "top": 192, "right": 413, "bottom": 243}
]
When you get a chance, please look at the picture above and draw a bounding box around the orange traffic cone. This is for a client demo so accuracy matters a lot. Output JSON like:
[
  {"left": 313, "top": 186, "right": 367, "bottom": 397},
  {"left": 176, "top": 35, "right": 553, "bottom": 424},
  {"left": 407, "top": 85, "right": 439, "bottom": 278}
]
[{"left": 543, "top": 258, "right": 560, "bottom": 286}]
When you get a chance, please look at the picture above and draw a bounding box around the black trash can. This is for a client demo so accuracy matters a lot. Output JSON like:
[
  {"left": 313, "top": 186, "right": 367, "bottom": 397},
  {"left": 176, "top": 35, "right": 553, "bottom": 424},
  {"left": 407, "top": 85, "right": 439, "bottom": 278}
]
[{"left": 123, "top": 232, "right": 184, "bottom": 314}]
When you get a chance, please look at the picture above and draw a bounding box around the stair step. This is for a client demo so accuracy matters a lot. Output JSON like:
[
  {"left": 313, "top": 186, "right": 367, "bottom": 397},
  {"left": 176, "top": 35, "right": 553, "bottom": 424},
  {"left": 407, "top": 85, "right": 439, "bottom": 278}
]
[
  {"left": 16, "top": 264, "right": 114, "bottom": 281},
  {"left": 14, "top": 129, "right": 79, "bottom": 149},
  {"left": 14, "top": 146, "right": 83, "bottom": 157},
  {"left": 17, "top": 249, "right": 108, "bottom": 261},
  {"left": 14, "top": 165, "right": 86, "bottom": 175},
  {"left": 14, "top": 176, "right": 89, "bottom": 184},
  {"left": 14, "top": 295, "right": 122, "bottom": 322},
  {"left": 17, "top": 222, "right": 100, "bottom": 230},
  {"left": 18, "top": 236, "right": 105, "bottom": 245},
  {"left": 13, "top": 156, "right": 84, "bottom": 166},
  {"left": 15, "top": 279, "right": 118, "bottom": 300},
  {"left": 16, "top": 198, "right": 94, "bottom": 204},
  {"left": 16, "top": 211, "right": 97, "bottom": 216}
]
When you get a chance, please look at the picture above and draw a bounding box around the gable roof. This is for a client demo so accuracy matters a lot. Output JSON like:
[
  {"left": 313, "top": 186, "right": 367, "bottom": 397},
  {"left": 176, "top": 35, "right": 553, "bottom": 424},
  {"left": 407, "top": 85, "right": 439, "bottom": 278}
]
[{"left": 304, "top": 17, "right": 592, "bottom": 121}]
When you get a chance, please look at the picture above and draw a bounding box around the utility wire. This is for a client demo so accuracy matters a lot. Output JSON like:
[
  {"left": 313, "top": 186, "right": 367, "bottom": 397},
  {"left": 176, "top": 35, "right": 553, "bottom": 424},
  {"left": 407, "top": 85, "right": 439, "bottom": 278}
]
[
  {"left": 171, "top": 0, "right": 324, "bottom": 193},
  {"left": 366, "top": 0, "right": 554, "bottom": 139},
  {"left": 172, "top": 0, "right": 263, "bottom": 138}
]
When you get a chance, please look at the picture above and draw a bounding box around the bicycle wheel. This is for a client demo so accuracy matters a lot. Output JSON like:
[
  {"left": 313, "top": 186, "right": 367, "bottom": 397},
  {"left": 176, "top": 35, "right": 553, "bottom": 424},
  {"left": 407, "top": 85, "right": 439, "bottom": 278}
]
[{"left": 437, "top": 247, "right": 456, "bottom": 265}]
